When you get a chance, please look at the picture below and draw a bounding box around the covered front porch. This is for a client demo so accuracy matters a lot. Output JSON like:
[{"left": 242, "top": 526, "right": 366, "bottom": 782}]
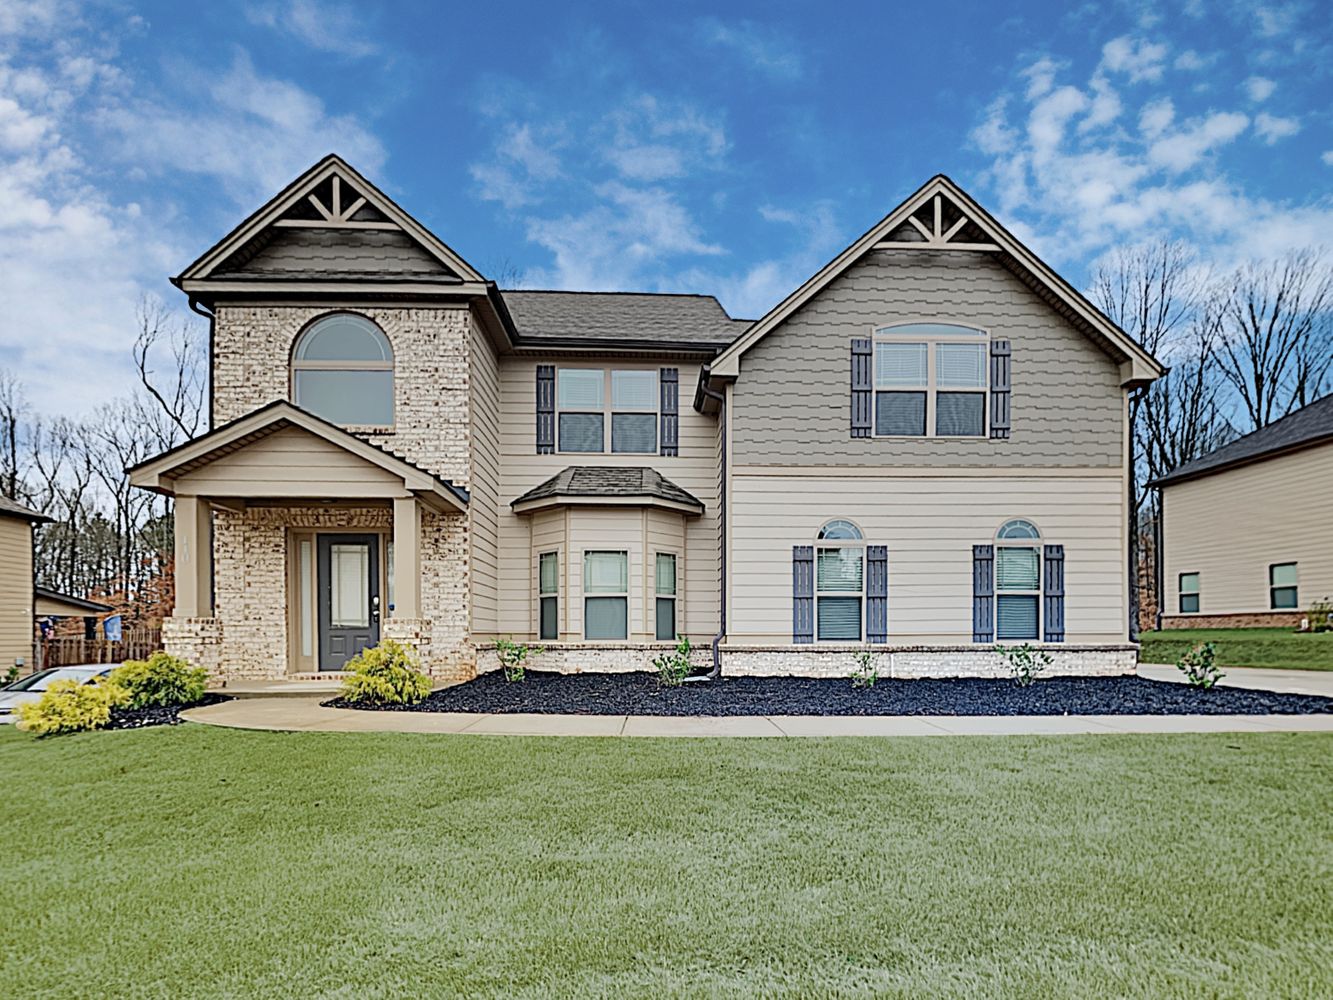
[{"left": 128, "top": 402, "right": 472, "bottom": 682}]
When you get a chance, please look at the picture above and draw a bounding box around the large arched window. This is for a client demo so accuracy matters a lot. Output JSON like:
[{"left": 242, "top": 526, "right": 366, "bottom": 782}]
[
  {"left": 291, "top": 313, "right": 394, "bottom": 427},
  {"left": 995, "top": 519, "right": 1040, "bottom": 640},
  {"left": 816, "top": 519, "right": 864, "bottom": 641}
]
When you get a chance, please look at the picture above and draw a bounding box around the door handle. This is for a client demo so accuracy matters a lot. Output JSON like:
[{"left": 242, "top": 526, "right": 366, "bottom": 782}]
[{"left": 371, "top": 594, "right": 380, "bottom": 623}]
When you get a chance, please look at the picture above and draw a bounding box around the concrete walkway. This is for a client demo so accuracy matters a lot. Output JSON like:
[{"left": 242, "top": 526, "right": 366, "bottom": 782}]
[{"left": 181, "top": 694, "right": 1333, "bottom": 737}]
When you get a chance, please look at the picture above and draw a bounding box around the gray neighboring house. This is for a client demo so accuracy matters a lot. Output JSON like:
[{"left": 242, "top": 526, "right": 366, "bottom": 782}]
[
  {"left": 128, "top": 155, "right": 1163, "bottom": 683},
  {"left": 1153, "top": 395, "right": 1333, "bottom": 629}
]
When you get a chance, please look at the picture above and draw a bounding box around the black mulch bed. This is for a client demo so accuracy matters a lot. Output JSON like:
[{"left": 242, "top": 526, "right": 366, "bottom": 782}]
[
  {"left": 326, "top": 670, "right": 1333, "bottom": 717},
  {"left": 105, "top": 693, "right": 231, "bottom": 731}
]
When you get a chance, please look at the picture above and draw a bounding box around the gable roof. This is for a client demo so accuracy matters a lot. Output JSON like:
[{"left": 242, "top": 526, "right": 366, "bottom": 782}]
[
  {"left": 0, "top": 496, "right": 51, "bottom": 523},
  {"left": 1152, "top": 394, "right": 1333, "bottom": 488},
  {"left": 511, "top": 466, "right": 704, "bottom": 515},
  {"left": 175, "top": 154, "right": 485, "bottom": 298},
  {"left": 35, "top": 587, "right": 113, "bottom": 616},
  {"left": 709, "top": 175, "right": 1164, "bottom": 386},
  {"left": 501, "top": 290, "right": 749, "bottom": 352},
  {"left": 127, "top": 400, "right": 468, "bottom": 513}
]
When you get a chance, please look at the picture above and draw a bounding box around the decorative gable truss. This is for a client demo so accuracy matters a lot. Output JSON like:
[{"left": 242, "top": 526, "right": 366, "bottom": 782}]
[
  {"left": 175, "top": 154, "right": 486, "bottom": 298},
  {"left": 874, "top": 191, "right": 999, "bottom": 251}
]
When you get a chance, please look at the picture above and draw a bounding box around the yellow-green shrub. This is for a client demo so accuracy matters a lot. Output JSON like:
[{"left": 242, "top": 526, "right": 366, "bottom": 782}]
[
  {"left": 339, "top": 639, "right": 433, "bottom": 705},
  {"left": 17, "top": 679, "right": 128, "bottom": 737},
  {"left": 111, "top": 652, "right": 209, "bottom": 709}
]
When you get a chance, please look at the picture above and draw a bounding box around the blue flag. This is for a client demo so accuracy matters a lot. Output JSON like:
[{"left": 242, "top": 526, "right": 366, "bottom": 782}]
[{"left": 103, "top": 615, "right": 123, "bottom": 642}]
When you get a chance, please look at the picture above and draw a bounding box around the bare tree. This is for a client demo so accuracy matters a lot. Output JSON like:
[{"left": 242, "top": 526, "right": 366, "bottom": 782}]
[
  {"left": 0, "top": 369, "right": 28, "bottom": 500},
  {"left": 133, "top": 294, "right": 207, "bottom": 448},
  {"left": 1214, "top": 249, "right": 1333, "bottom": 430}
]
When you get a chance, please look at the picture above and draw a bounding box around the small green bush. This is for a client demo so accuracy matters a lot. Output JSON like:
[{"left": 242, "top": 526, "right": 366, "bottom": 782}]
[
  {"left": 997, "top": 643, "right": 1053, "bottom": 687},
  {"left": 1177, "top": 641, "right": 1224, "bottom": 689},
  {"left": 1305, "top": 597, "right": 1333, "bottom": 634},
  {"left": 494, "top": 636, "right": 544, "bottom": 683},
  {"left": 850, "top": 648, "right": 879, "bottom": 689},
  {"left": 653, "top": 635, "right": 693, "bottom": 687},
  {"left": 3, "top": 664, "right": 18, "bottom": 687},
  {"left": 340, "top": 639, "right": 433, "bottom": 705},
  {"left": 17, "top": 679, "right": 127, "bottom": 737},
  {"left": 111, "top": 652, "right": 209, "bottom": 709}
]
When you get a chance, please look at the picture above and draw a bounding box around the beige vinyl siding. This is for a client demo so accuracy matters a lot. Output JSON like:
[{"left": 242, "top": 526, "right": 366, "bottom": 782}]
[
  {"left": 497, "top": 357, "right": 720, "bottom": 642},
  {"left": 1162, "top": 443, "right": 1333, "bottom": 616},
  {"left": 728, "top": 471, "right": 1126, "bottom": 643},
  {"left": 730, "top": 250, "right": 1124, "bottom": 468},
  {"left": 0, "top": 517, "right": 34, "bottom": 669},
  {"left": 468, "top": 315, "right": 501, "bottom": 634},
  {"left": 646, "top": 509, "right": 687, "bottom": 641},
  {"left": 169, "top": 426, "right": 404, "bottom": 496}
]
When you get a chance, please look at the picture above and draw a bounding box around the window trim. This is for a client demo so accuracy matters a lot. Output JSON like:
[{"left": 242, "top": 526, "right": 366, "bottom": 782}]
[
  {"left": 815, "top": 519, "right": 865, "bottom": 643},
  {"left": 654, "top": 551, "right": 678, "bottom": 643},
  {"left": 995, "top": 518, "right": 1041, "bottom": 641},
  {"left": 1269, "top": 562, "right": 1299, "bottom": 611},
  {"left": 869, "top": 322, "right": 989, "bottom": 439},
  {"left": 538, "top": 550, "right": 560, "bottom": 641},
  {"left": 556, "top": 367, "right": 660, "bottom": 455},
  {"left": 290, "top": 312, "right": 395, "bottom": 430},
  {"left": 583, "top": 549, "right": 629, "bottom": 641},
  {"left": 1178, "top": 572, "right": 1200, "bottom": 615}
]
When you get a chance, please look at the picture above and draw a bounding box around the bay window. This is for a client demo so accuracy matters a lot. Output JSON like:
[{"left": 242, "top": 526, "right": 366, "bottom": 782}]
[{"left": 584, "top": 551, "right": 628, "bottom": 640}]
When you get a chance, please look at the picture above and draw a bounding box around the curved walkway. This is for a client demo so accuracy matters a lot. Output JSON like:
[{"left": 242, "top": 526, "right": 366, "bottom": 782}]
[{"left": 181, "top": 695, "right": 1333, "bottom": 737}]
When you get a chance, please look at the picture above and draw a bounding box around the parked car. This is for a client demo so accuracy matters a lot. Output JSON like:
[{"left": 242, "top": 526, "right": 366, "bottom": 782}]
[{"left": 0, "top": 666, "right": 116, "bottom": 724}]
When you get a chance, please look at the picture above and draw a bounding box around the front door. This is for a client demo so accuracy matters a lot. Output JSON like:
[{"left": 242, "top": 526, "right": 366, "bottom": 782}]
[{"left": 317, "top": 534, "right": 381, "bottom": 671}]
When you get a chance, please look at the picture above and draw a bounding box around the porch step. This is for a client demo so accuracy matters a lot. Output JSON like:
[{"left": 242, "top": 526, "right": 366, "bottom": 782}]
[{"left": 220, "top": 674, "right": 349, "bottom": 699}]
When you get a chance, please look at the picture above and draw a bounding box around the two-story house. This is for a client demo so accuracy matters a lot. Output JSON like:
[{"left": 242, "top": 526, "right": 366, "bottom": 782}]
[{"left": 129, "top": 156, "right": 1162, "bottom": 682}]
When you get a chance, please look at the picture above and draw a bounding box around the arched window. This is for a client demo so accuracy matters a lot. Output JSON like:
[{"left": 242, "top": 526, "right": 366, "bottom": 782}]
[
  {"left": 816, "top": 519, "right": 864, "bottom": 641},
  {"left": 995, "top": 519, "right": 1041, "bottom": 640},
  {"left": 291, "top": 313, "right": 394, "bottom": 427}
]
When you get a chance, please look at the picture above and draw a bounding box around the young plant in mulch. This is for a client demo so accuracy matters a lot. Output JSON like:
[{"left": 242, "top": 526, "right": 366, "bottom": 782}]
[
  {"left": 1176, "top": 641, "right": 1224, "bottom": 689},
  {"left": 850, "top": 648, "right": 880, "bottom": 689},
  {"left": 494, "top": 637, "right": 545, "bottom": 683},
  {"left": 340, "top": 639, "right": 433, "bottom": 705},
  {"left": 653, "top": 636, "right": 693, "bottom": 687},
  {"left": 1305, "top": 597, "right": 1333, "bottom": 633},
  {"left": 997, "top": 643, "right": 1053, "bottom": 688}
]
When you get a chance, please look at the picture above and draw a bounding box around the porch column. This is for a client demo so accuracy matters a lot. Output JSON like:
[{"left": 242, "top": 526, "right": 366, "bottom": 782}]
[
  {"left": 392, "top": 496, "right": 421, "bottom": 619},
  {"left": 173, "top": 495, "right": 213, "bottom": 617}
]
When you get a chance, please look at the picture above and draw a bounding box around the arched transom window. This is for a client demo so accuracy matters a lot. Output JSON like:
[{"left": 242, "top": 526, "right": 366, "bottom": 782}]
[
  {"left": 995, "top": 519, "right": 1040, "bottom": 640},
  {"left": 816, "top": 519, "right": 864, "bottom": 641},
  {"left": 291, "top": 313, "right": 394, "bottom": 427}
]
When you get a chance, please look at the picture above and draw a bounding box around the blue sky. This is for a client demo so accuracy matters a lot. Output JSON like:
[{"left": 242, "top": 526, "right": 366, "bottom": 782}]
[{"left": 1, "top": 0, "right": 1330, "bottom": 412}]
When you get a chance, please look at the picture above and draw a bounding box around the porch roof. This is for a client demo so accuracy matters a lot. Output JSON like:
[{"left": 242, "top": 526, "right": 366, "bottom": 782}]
[{"left": 127, "top": 401, "right": 469, "bottom": 514}]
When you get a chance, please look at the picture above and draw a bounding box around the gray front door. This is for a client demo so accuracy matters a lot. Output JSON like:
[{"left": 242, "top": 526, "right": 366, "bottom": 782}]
[{"left": 317, "top": 534, "right": 380, "bottom": 670}]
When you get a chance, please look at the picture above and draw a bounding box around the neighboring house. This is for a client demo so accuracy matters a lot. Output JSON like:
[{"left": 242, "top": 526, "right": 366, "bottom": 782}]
[
  {"left": 1153, "top": 395, "right": 1333, "bottom": 629},
  {"left": 0, "top": 497, "right": 111, "bottom": 675},
  {"left": 128, "top": 156, "right": 1162, "bottom": 682}
]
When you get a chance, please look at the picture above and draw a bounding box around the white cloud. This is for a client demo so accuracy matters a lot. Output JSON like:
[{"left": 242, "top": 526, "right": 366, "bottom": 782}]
[
  {"left": 1100, "top": 35, "right": 1168, "bottom": 82},
  {"left": 698, "top": 18, "right": 803, "bottom": 80},
  {"left": 245, "top": 0, "right": 377, "bottom": 58},
  {"left": 1244, "top": 75, "right": 1276, "bottom": 102},
  {"left": 1147, "top": 112, "right": 1248, "bottom": 172},
  {"left": 1253, "top": 111, "right": 1300, "bottom": 143},
  {"left": 1322, "top": 150, "right": 1333, "bottom": 166},
  {"left": 1174, "top": 50, "right": 1207, "bottom": 71},
  {"left": 1079, "top": 75, "right": 1122, "bottom": 132},
  {"left": 1254, "top": 4, "right": 1300, "bottom": 37},
  {"left": 1138, "top": 97, "right": 1174, "bottom": 137}
]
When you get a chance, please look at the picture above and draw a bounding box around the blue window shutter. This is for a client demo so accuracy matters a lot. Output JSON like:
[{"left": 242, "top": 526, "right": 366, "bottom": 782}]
[
  {"left": 1043, "top": 544, "right": 1065, "bottom": 642},
  {"left": 536, "top": 365, "right": 555, "bottom": 454},
  {"left": 973, "top": 544, "right": 995, "bottom": 642},
  {"left": 851, "top": 338, "right": 872, "bottom": 438},
  {"left": 793, "top": 545, "right": 814, "bottom": 643},
  {"left": 659, "top": 367, "right": 679, "bottom": 456},
  {"left": 866, "top": 545, "right": 888, "bottom": 643},
  {"left": 989, "top": 339, "right": 1011, "bottom": 439}
]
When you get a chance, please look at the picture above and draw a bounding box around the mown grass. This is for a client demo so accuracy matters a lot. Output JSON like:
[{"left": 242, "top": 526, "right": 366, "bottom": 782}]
[
  {"left": 2, "top": 725, "right": 1331, "bottom": 998},
  {"left": 1140, "top": 626, "right": 1333, "bottom": 671}
]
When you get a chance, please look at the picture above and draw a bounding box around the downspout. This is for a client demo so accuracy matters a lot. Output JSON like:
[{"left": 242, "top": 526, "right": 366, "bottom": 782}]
[
  {"left": 187, "top": 297, "right": 215, "bottom": 432},
  {"left": 689, "top": 373, "right": 727, "bottom": 680},
  {"left": 1154, "top": 486, "right": 1165, "bottom": 632}
]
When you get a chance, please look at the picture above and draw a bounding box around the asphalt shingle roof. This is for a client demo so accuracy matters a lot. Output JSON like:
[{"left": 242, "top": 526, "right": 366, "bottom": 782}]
[
  {"left": 501, "top": 290, "right": 750, "bottom": 349},
  {"left": 1152, "top": 394, "right": 1333, "bottom": 486},
  {"left": 512, "top": 466, "right": 704, "bottom": 511},
  {"left": 0, "top": 495, "right": 50, "bottom": 522}
]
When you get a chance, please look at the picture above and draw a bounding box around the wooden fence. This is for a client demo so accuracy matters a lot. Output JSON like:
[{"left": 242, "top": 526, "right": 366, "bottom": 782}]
[{"left": 38, "top": 627, "right": 162, "bottom": 669}]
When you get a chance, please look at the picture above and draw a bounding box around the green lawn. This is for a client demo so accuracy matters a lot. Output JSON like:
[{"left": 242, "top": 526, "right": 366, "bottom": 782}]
[
  {"left": 2, "top": 726, "right": 1331, "bottom": 998},
  {"left": 1140, "top": 627, "right": 1333, "bottom": 671}
]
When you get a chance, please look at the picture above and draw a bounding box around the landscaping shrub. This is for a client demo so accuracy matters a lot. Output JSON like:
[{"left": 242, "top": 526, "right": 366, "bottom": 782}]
[
  {"left": 17, "top": 679, "right": 127, "bottom": 737},
  {"left": 111, "top": 652, "right": 209, "bottom": 709},
  {"left": 494, "top": 636, "right": 544, "bottom": 683},
  {"left": 1305, "top": 597, "right": 1333, "bottom": 634},
  {"left": 850, "top": 648, "right": 879, "bottom": 689},
  {"left": 997, "top": 643, "right": 1052, "bottom": 687},
  {"left": 653, "top": 636, "right": 693, "bottom": 687},
  {"left": 1177, "top": 641, "right": 1224, "bottom": 689},
  {"left": 3, "top": 664, "right": 18, "bottom": 687},
  {"left": 340, "top": 639, "right": 432, "bottom": 705}
]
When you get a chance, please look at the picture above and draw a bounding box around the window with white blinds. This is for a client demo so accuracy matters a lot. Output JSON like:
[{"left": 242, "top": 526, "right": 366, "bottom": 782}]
[
  {"left": 584, "top": 551, "right": 628, "bottom": 640},
  {"left": 816, "top": 520, "right": 864, "bottom": 641},
  {"left": 557, "top": 369, "right": 659, "bottom": 454},
  {"left": 995, "top": 519, "right": 1040, "bottom": 640},
  {"left": 872, "top": 324, "right": 988, "bottom": 437}
]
